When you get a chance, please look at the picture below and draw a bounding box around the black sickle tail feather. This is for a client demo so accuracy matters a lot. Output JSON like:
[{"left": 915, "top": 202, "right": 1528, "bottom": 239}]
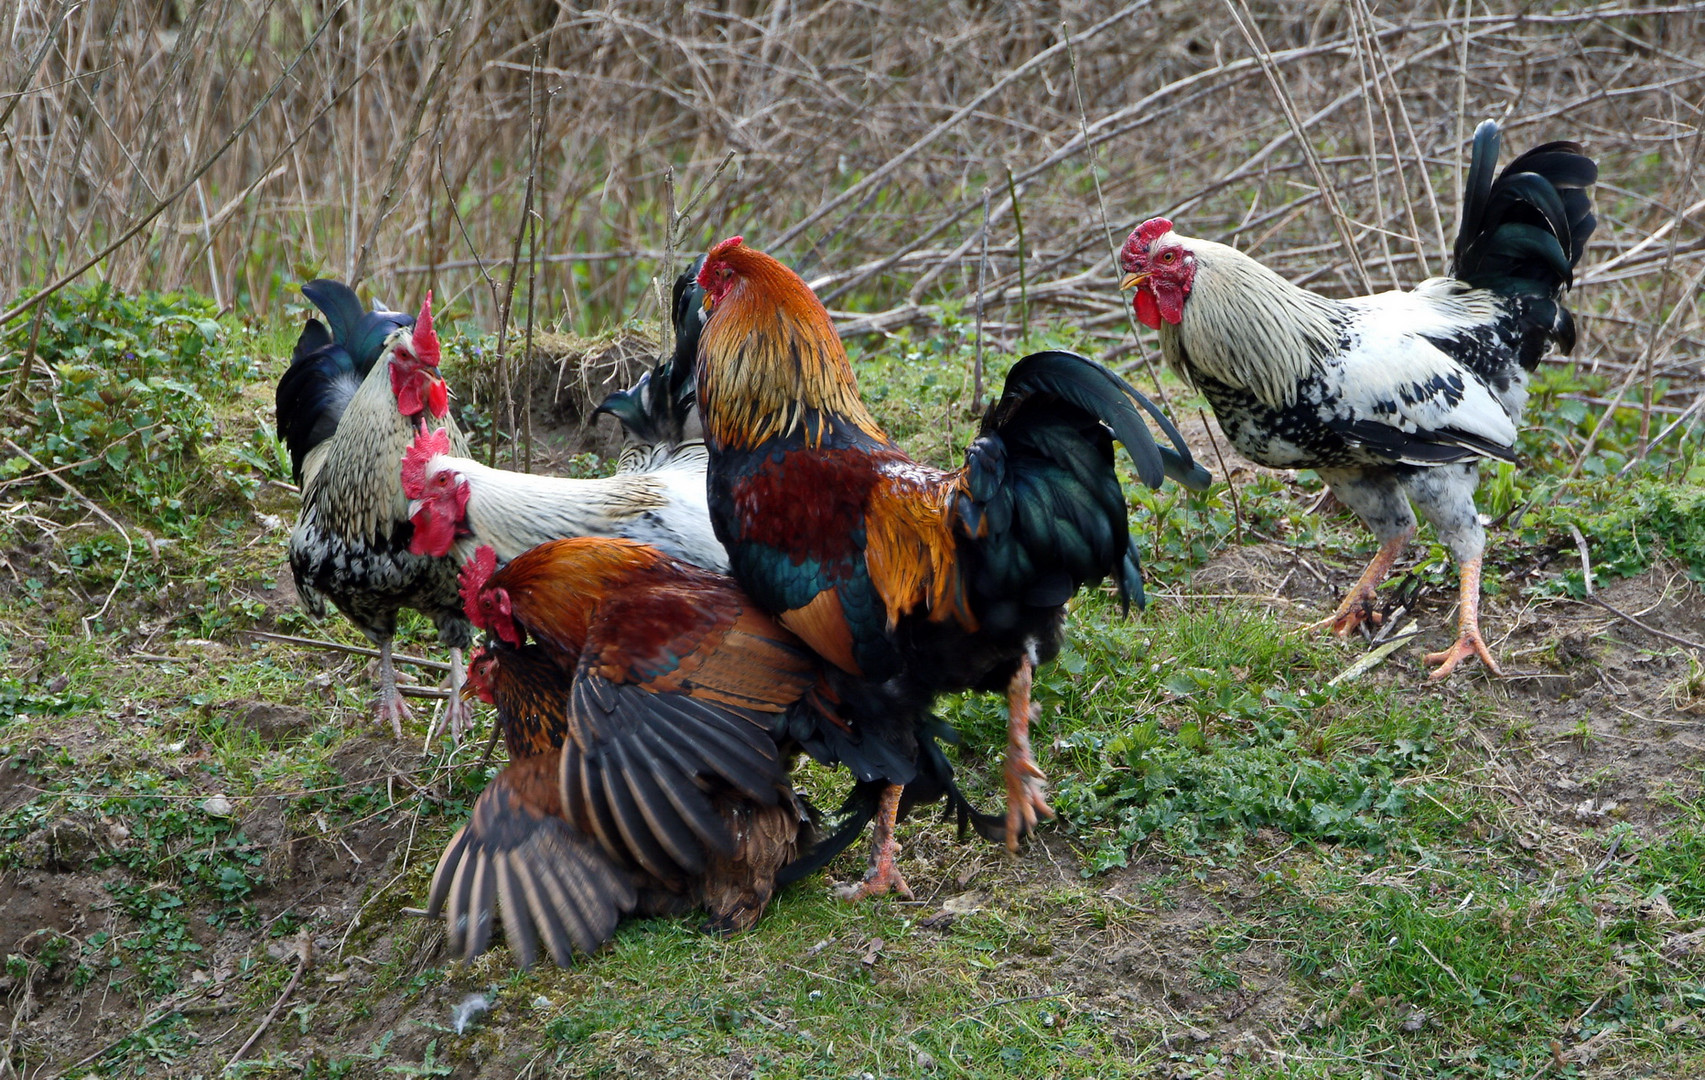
[
  {"left": 275, "top": 280, "right": 414, "bottom": 482},
  {"left": 300, "top": 279, "right": 413, "bottom": 372},
  {"left": 1452, "top": 120, "right": 1598, "bottom": 355},
  {"left": 989, "top": 351, "right": 1210, "bottom": 491},
  {"left": 275, "top": 319, "right": 358, "bottom": 483},
  {"left": 958, "top": 350, "right": 1211, "bottom": 615},
  {"left": 595, "top": 256, "right": 708, "bottom": 444},
  {"left": 776, "top": 718, "right": 1004, "bottom": 886}
]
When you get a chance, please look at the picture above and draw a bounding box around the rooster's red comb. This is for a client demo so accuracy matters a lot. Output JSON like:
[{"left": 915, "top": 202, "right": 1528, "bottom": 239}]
[
  {"left": 413, "top": 291, "right": 439, "bottom": 367},
  {"left": 1120, "top": 218, "right": 1175, "bottom": 271},
  {"left": 1132, "top": 218, "right": 1174, "bottom": 251},
  {"left": 459, "top": 545, "right": 499, "bottom": 626},
  {"left": 400, "top": 427, "right": 451, "bottom": 499},
  {"left": 699, "top": 235, "right": 746, "bottom": 284}
]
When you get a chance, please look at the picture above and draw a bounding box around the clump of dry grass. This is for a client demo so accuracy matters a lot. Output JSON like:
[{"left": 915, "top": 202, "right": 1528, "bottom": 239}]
[{"left": 1, "top": 0, "right": 1701, "bottom": 442}]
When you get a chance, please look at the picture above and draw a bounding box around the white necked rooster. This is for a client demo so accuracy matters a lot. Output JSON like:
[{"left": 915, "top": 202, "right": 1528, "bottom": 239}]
[
  {"left": 1118, "top": 120, "right": 1597, "bottom": 677},
  {"left": 278, "top": 282, "right": 474, "bottom": 733}
]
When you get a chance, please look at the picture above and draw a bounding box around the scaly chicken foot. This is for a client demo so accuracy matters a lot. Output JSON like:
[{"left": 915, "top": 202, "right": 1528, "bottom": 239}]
[
  {"left": 424, "top": 646, "right": 475, "bottom": 750},
  {"left": 1306, "top": 530, "right": 1413, "bottom": 637},
  {"left": 1003, "top": 656, "right": 1055, "bottom": 853},
  {"left": 1426, "top": 557, "right": 1504, "bottom": 679},
  {"left": 374, "top": 639, "right": 411, "bottom": 737},
  {"left": 837, "top": 783, "right": 914, "bottom": 901}
]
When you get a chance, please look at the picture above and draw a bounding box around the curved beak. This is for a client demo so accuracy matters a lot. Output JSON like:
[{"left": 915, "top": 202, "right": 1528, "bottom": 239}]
[{"left": 1120, "top": 272, "right": 1148, "bottom": 291}]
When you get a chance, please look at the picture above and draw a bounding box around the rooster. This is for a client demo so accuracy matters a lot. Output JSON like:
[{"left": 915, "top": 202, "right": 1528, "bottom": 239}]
[
  {"left": 398, "top": 262, "right": 726, "bottom": 573},
  {"left": 419, "top": 459, "right": 1005, "bottom": 902},
  {"left": 429, "top": 539, "right": 826, "bottom": 966},
  {"left": 692, "top": 236, "right": 1211, "bottom": 886},
  {"left": 1118, "top": 120, "right": 1597, "bottom": 677},
  {"left": 594, "top": 255, "right": 710, "bottom": 474},
  {"left": 400, "top": 424, "right": 723, "bottom": 572},
  {"left": 277, "top": 281, "right": 471, "bottom": 733}
]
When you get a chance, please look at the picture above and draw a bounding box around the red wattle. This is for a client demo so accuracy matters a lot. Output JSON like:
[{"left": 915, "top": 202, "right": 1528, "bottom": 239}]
[
  {"left": 1134, "top": 289, "right": 1162, "bottom": 330},
  {"left": 396, "top": 377, "right": 423, "bottom": 417},
  {"left": 409, "top": 502, "right": 455, "bottom": 556},
  {"left": 1154, "top": 282, "right": 1185, "bottom": 325}
]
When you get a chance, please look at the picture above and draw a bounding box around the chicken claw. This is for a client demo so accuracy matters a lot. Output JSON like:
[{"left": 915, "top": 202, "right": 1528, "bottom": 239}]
[
  {"left": 374, "top": 639, "right": 411, "bottom": 737},
  {"left": 1426, "top": 557, "right": 1504, "bottom": 679},
  {"left": 837, "top": 783, "right": 914, "bottom": 901},
  {"left": 1304, "top": 530, "right": 1413, "bottom": 638},
  {"left": 424, "top": 646, "right": 475, "bottom": 750},
  {"left": 1425, "top": 630, "right": 1504, "bottom": 679},
  {"left": 1003, "top": 656, "right": 1055, "bottom": 852},
  {"left": 375, "top": 686, "right": 411, "bottom": 738}
]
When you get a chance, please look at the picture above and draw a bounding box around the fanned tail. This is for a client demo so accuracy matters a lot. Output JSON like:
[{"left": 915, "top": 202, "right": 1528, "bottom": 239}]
[{"left": 1451, "top": 120, "right": 1598, "bottom": 354}]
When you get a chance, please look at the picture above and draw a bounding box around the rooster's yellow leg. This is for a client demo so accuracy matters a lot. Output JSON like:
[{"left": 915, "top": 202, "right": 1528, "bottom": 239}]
[
  {"left": 837, "top": 783, "right": 914, "bottom": 901},
  {"left": 1308, "top": 529, "right": 1413, "bottom": 637},
  {"left": 1003, "top": 655, "right": 1055, "bottom": 853},
  {"left": 1425, "top": 557, "right": 1505, "bottom": 679},
  {"left": 374, "top": 639, "right": 411, "bottom": 737}
]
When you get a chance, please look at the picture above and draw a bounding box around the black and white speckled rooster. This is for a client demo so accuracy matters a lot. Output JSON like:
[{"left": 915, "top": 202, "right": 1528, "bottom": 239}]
[
  {"left": 1118, "top": 120, "right": 1597, "bottom": 677},
  {"left": 277, "top": 281, "right": 472, "bottom": 732}
]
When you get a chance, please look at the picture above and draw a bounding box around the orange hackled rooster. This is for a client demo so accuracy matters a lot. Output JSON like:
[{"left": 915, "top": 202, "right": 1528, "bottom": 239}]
[
  {"left": 693, "top": 236, "right": 1211, "bottom": 887},
  {"left": 429, "top": 539, "right": 827, "bottom": 967}
]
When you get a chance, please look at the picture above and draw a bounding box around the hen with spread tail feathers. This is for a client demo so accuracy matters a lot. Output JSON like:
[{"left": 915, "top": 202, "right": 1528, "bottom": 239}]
[
  {"left": 1119, "top": 120, "right": 1597, "bottom": 677},
  {"left": 277, "top": 281, "right": 471, "bottom": 733},
  {"left": 693, "top": 236, "right": 1210, "bottom": 893}
]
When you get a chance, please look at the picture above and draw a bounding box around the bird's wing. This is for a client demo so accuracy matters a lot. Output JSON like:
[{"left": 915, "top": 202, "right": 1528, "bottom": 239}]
[
  {"left": 862, "top": 465, "right": 975, "bottom": 633},
  {"left": 426, "top": 754, "right": 634, "bottom": 969},
  {"left": 560, "top": 580, "right": 812, "bottom": 883},
  {"left": 1324, "top": 294, "right": 1520, "bottom": 465}
]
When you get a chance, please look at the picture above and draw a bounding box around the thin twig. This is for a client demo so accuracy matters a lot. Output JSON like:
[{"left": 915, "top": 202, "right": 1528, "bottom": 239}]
[
  {"left": 1224, "top": 0, "right": 1373, "bottom": 292},
  {"left": 0, "top": 2, "right": 345, "bottom": 327},
  {"left": 1571, "top": 524, "right": 1705, "bottom": 653},
  {"left": 224, "top": 941, "right": 310, "bottom": 1069},
  {"left": 243, "top": 630, "right": 452, "bottom": 672},
  {"left": 2, "top": 437, "right": 132, "bottom": 637},
  {"left": 1198, "top": 408, "right": 1242, "bottom": 547},
  {"left": 1637, "top": 114, "right": 1705, "bottom": 454},
  {"left": 771, "top": 1, "right": 1154, "bottom": 249},
  {"left": 353, "top": 26, "right": 455, "bottom": 283},
  {"left": 1061, "top": 14, "right": 1171, "bottom": 409},
  {"left": 1005, "top": 164, "right": 1029, "bottom": 341},
  {"left": 973, "top": 187, "right": 990, "bottom": 413}
]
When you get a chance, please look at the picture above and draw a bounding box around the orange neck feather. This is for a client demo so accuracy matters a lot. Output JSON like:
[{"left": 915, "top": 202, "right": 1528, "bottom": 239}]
[
  {"left": 490, "top": 538, "right": 667, "bottom": 656},
  {"left": 698, "top": 244, "right": 886, "bottom": 450}
]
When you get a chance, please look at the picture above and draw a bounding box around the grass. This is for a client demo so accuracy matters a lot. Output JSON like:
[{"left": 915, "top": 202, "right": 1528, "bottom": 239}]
[{"left": 0, "top": 287, "right": 1702, "bottom": 1077}]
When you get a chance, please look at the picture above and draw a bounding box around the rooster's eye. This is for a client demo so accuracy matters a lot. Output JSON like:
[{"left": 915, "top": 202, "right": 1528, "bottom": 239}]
[{"left": 1160, "top": 251, "right": 1177, "bottom": 264}]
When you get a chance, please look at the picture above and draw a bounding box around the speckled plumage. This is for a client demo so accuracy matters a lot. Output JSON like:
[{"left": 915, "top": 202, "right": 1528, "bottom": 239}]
[
  {"left": 280, "top": 287, "right": 473, "bottom": 728},
  {"left": 1122, "top": 121, "right": 1597, "bottom": 675}
]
